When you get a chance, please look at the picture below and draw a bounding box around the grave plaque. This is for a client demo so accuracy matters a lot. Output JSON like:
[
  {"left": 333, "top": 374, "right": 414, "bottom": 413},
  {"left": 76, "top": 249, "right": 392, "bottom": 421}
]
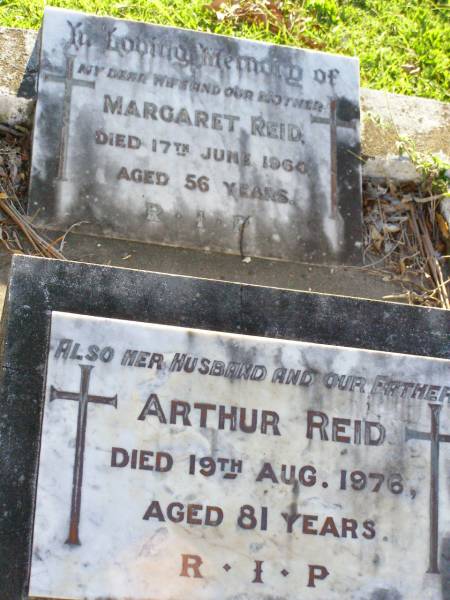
[
  {"left": 28, "top": 7, "right": 362, "bottom": 264},
  {"left": 1, "top": 256, "right": 449, "bottom": 600}
]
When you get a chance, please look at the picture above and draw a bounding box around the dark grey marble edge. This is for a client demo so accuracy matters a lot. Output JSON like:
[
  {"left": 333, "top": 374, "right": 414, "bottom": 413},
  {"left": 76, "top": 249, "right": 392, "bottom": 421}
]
[{"left": 0, "top": 254, "right": 448, "bottom": 600}]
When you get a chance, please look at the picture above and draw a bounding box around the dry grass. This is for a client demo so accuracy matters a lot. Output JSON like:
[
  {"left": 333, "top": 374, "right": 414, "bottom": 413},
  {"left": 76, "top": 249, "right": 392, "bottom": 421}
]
[
  {"left": 0, "top": 124, "right": 65, "bottom": 259},
  {"left": 363, "top": 178, "right": 449, "bottom": 308}
]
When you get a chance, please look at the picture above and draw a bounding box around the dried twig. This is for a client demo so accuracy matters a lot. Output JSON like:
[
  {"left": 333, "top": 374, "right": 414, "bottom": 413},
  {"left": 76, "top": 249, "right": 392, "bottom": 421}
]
[
  {"left": 239, "top": 216, "right": 251, "bottom": 260},
  {"left": 412, "top": 193, "right": 449, "bottom": 204},
  {"left": 53, "top": 220, "right": 90, "bottom": 253}
]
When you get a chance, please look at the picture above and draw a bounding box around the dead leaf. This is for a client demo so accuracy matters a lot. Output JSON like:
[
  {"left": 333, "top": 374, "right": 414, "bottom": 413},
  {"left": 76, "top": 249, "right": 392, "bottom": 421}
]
[
  {"left": 401, "top": 63, "right": 421, "bottom": 75},
  {"left": 436, "top": 213, "right": 449, "bottom": 240},
  {"left": 383, "top": 223, "right": 401, "bottom": 234},
  {"left": 208, "top": 0, "right": 227, "bottom": 9},
  {"left": 207, "top": 0, "right": 286, "bottom": 33}
]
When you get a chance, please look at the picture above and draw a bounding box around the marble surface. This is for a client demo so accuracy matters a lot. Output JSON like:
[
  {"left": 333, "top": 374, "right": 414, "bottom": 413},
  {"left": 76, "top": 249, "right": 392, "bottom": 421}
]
[
  {"left": 28, "top": 7, "right": 362, "bottom": 265},
  {"left": 28, "top": 310, "right": 449, "bottom": 599}
]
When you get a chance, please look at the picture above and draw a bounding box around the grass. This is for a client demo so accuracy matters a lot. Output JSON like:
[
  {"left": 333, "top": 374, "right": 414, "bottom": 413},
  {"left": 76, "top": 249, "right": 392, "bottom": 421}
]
[{"left": 0, "top": 0, "right": 449, "bottom": 101}]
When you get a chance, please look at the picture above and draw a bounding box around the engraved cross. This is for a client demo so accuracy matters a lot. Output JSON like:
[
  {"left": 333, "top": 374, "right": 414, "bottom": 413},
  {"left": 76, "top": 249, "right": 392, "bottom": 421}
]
[
  {"left": 44, "top": 56, "right": 96, "bottom": 181},
  {"left": 406, "top": 403, "right": 450, "bottom": 574},
  {"left": 310, "top": 98, "right": 357, "bottom": 218},
  {"left": 50, "top": 364, "right": 117, "bottom": 545}
]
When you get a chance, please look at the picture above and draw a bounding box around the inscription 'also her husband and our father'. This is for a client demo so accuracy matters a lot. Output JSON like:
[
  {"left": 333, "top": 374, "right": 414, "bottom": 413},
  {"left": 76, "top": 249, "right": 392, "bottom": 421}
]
[{"left": 29, "top": 8, "right": 362, "bottom": 264}]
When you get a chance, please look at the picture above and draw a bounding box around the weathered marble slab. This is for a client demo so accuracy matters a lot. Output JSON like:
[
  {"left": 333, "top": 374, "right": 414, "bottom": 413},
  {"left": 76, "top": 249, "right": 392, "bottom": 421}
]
[
  {"left": 1, "top": 256, "right": 449, "bottom": 600},
  {"left": 28, "top": 311, "right": 449, "bottom": 599},
  {"left": 28, "top": 7, "right": 362, "bottom": 264}
]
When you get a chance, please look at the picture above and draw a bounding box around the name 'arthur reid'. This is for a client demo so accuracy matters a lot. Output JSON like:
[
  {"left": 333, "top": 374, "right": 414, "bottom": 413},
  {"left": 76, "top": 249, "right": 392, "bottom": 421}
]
[{"left": 137, "top": 393, "right": 386, "bottom": 445}]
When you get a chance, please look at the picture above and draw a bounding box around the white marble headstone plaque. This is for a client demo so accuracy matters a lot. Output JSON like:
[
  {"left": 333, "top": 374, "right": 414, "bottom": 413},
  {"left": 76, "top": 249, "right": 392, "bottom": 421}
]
[
  {"left": 28, "top": 7, "right": 362, "bottom": 265},
  {"left": 29, "top": 312, "right": 450, "bottom": 599}
]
